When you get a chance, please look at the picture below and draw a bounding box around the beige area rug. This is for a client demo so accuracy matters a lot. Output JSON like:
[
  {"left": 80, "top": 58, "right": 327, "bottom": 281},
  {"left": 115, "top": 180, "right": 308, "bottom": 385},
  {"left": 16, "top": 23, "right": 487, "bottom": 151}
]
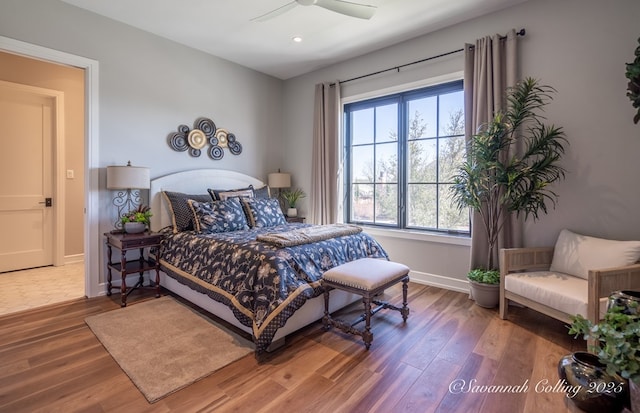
[{"left": 85, "top": 296, "right": 254, "bottom": 403}]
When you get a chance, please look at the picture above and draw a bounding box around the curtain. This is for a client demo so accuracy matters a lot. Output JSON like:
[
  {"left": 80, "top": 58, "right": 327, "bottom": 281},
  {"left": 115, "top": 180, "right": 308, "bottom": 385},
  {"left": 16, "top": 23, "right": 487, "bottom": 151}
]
[
  {"left": 310, "top": 82, "right": 341, "bottom": 225},
  {"left": 463, "top": 29, "right": 521, "bottom": 270}
]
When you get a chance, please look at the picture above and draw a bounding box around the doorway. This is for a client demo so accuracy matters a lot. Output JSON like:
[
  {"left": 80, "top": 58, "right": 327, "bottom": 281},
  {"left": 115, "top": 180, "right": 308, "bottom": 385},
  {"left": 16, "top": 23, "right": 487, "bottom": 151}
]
[
  {"left": 0, "top": 36, "right": 101, "bottom": 301},
  {"left": 0, "top": 80, "right": 61, "bottom": 273}
]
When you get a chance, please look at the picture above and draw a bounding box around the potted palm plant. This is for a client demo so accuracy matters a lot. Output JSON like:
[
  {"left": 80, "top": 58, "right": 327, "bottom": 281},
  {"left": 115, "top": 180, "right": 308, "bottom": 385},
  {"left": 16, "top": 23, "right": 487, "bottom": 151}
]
[
  {"left": 281, "top": 188, "right": 306, "bottom": 217},
  {"left": 626, "top": 37, "right": 640, "bottom": 124},
  {"left": 450, "top": 77, "right": 568, "bottom": 307}
]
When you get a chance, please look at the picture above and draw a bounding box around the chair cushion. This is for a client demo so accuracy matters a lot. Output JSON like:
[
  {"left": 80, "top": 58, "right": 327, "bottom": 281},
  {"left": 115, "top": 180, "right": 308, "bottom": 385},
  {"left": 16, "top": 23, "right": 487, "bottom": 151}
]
[
  {"left": 505, "top": 271, "right": 607, "bottom": 318},
  {"left": 549, "top": 229, "right": 640, "bottom": 280},
  {"left": 323, "top": 258, "right": 409, "bottom": 291}
]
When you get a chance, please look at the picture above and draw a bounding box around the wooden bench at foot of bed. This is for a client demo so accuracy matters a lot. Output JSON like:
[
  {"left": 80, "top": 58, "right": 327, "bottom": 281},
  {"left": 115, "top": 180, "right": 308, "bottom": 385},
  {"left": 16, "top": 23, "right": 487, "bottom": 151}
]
[{"left": 321, "top": 258, "right": 410, "bottom": 350}]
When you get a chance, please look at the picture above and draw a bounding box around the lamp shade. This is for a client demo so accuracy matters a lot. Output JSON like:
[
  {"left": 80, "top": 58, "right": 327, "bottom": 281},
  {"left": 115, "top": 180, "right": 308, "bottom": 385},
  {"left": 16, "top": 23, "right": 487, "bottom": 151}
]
[
  {"left": 107, "top": 164, "right": 150, "bottom": 189},
  {"left": 268, "top": 172, "right": 291, "bottom": 189}
]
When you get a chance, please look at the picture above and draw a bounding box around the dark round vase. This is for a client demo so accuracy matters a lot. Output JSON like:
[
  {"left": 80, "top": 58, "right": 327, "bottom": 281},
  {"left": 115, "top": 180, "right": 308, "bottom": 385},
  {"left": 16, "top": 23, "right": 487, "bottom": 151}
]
[
  {"left": 608, "top": 290, "right": 640, "bottom": 315},
  {"left": 557, "top": 351, "right": 627, "bottom": 413}
]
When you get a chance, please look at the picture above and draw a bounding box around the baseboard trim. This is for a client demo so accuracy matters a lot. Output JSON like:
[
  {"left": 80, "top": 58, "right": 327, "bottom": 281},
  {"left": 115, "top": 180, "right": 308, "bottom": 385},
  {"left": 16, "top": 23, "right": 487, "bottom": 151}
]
[
  {"left": 409, "top": 270, "right": 470, "bottom": 294},
  {"left": 64, "top": 254, "right": 84, "bottom": 265}
]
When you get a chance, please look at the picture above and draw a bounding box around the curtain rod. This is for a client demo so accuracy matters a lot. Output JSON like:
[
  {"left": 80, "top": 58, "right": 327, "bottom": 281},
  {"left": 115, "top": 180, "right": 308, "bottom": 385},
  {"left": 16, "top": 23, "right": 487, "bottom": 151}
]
[{"left": 332, "top": 28, "right": 525, "bottom": 86}]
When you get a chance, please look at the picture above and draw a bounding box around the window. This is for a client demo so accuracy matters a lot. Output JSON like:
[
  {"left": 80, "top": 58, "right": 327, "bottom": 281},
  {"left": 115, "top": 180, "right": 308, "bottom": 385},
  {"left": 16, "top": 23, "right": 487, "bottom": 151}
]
[{"left": 344, "top": 80, "right": 469, "bottom": 234}]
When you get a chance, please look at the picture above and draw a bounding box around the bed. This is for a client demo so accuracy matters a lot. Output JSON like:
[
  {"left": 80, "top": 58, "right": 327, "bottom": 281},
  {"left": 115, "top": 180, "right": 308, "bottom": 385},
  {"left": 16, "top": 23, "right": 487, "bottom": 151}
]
[{"left": 149, "top": 169, "right": 388, "bottom": 354}]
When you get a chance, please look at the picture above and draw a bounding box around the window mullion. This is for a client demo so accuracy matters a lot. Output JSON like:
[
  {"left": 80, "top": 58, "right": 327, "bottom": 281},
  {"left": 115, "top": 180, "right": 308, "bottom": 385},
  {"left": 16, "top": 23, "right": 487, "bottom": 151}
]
[{"left": 399, "top": 96, "right": 406, "bottom": 229}]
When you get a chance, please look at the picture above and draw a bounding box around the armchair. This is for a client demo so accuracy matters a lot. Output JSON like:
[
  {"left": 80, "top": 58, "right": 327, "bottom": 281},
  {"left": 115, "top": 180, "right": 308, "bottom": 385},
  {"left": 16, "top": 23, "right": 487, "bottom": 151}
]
[{"left": 499, "top": 229, "right": 640, "bottom": 325}]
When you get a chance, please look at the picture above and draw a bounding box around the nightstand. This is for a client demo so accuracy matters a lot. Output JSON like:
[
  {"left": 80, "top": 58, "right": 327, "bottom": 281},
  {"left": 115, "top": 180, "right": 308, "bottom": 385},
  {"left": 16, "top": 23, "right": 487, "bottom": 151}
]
[
  {"left": 104, "top": 231, "right": 164, "bottom": 307},
  {"left": 285, "top": 216, "right": 305, "bottom": 223}
]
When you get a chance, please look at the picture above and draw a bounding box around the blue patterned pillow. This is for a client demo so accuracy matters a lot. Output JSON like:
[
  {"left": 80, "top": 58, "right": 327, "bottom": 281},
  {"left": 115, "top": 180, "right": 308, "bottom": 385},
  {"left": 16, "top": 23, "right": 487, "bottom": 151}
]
[
  {"left": 188, "top": 198, "right": 249, "bottom": 233},
  {"left": 241, "top": 198, "right": 287, "bottom": 228},
  {"left": 162, "top": 191, "right": 213, "bottom": 233}
]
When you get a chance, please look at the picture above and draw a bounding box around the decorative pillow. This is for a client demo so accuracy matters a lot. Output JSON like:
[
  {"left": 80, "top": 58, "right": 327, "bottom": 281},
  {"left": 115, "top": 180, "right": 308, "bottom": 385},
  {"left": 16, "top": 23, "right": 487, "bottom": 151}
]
[
  {"left": 549, "top": 229, "right": 640, "bottom": 279},
  {"left": 241, "top": 198, "right": 287, "bottom": 228},
  {"left": 252, "top": 185, "right": 271, "bottom": 199},
  {"left": 162, "top": 191, "right": 213, "bottom": 233},
  {"left": 187, "top": 198, "right": 249, "bottom": 233},
  {"left": 208, "top": 186, "right": 254, "bottom": 201}
]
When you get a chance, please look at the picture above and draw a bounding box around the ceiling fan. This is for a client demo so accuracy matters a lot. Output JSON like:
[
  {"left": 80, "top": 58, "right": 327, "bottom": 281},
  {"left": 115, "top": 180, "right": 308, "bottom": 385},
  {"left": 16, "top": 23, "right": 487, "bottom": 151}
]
[{"left": 252, "top": 0, "right": 377, "bottom": 22}]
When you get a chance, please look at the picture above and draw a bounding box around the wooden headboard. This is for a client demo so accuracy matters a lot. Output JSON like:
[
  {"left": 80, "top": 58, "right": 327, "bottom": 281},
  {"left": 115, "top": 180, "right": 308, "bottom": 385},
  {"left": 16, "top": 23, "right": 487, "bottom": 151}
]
[{"left": 149, "top": 169, "right": 264, "bottom": 232}]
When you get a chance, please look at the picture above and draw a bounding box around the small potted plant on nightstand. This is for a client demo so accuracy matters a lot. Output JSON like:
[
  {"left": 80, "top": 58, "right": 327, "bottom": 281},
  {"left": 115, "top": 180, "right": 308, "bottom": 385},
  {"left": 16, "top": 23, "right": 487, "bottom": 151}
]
[
  {"left": 120, "top": 205, "right": 152, "bottom": 233},
  {"left": 281, "top": 188, "right": 306, "bottom": 217}
]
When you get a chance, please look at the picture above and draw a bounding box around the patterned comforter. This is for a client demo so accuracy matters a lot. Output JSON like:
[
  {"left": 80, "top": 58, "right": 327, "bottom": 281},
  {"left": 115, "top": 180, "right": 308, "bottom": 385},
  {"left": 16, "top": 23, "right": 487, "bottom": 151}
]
[{"left": 159, "top": 223, "right": 387, "bottom": 353}]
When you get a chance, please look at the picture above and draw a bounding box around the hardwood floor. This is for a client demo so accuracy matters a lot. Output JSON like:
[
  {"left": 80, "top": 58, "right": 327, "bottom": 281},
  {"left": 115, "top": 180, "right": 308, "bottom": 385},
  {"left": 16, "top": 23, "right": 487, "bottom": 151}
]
[{"left": 0, "top": 283, "right": 586, "bottom": 413}]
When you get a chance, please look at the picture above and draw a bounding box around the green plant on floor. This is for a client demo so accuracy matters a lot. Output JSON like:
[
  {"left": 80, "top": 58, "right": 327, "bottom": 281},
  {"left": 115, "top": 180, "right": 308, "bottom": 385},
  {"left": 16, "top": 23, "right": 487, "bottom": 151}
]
[{"left": 467, "top": 268, "right": 500, "bottom": 285}]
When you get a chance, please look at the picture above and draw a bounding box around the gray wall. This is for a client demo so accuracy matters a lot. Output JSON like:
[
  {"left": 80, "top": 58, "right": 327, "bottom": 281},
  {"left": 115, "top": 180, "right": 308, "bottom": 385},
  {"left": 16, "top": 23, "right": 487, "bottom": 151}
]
[
  {"left": 0, "top": 0, "right": 285, "bottom": 284},
  {"left": 0, "top": 0, "right": 284, "bottom": 179},
  {"left": 282, "top": 0, "right": 640, "bottom": 286}
]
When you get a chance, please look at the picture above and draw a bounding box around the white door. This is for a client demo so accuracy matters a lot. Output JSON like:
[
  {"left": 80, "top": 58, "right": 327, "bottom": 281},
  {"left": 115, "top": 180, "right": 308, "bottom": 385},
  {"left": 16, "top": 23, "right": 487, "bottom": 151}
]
[{"left": 0, "top": 81, "right": 56, "bottom": 273}]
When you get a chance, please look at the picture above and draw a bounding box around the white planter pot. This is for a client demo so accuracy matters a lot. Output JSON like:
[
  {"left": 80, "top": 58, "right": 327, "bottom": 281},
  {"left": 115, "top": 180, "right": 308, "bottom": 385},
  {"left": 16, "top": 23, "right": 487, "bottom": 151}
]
[
  {"left": 287, "top": 207, "right": 297, "bottom": 217},
  {"left": 124, "top": 222, "right": 146, "bottom": 234}
]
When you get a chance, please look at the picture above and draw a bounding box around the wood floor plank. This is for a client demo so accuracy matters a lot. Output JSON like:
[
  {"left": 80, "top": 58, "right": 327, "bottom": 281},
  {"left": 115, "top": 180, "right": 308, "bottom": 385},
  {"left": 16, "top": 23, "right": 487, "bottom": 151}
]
[
  {"left": 360, "top": 361, "right": 423, "bottom": 413},
  {"left": 472, "top": 316, "right": 515, "bottom": 361},
  {"left": 215, "top": 378, "right": 287, "bottom": 412},
  {"left": 0, "top": 284, "right": 584, "bottom": 413},
  {"left": 480, "top": 321, "right": 538, "bottom": 413},
  {"left": 392, "top": 356, "right": 462, "bottom": 413},
  {"left": 523, "top": 337, "right": 574, "bottom": 413},
  {"left": 259, "top": 372, "right": 335, "bottom": 412},
  {"left": 436, "top": 352, "right": 499, "bottom": 413}
]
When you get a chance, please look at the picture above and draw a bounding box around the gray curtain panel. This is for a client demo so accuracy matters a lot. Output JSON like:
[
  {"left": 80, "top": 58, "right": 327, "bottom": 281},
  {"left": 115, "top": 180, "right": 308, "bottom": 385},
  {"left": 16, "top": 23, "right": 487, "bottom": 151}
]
[
  {"left": 464, "top": 29, "right": 522, "bottom": 270},
  {"left": 310, "top": 82, "right": 341, "bottom": 225}
]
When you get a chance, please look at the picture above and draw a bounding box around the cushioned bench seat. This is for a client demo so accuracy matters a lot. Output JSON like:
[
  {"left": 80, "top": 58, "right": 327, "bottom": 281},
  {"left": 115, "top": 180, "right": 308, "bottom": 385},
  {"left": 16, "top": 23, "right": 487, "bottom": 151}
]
[{"left": 321, "top": 258, "right": 410, "bottom": 349}]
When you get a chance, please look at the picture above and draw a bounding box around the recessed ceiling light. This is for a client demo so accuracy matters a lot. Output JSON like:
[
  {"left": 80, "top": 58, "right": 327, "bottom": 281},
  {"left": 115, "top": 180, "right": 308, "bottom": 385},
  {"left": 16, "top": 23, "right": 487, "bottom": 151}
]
[{"left": 292, "top": 36, "right": 303, "bottom": 43}]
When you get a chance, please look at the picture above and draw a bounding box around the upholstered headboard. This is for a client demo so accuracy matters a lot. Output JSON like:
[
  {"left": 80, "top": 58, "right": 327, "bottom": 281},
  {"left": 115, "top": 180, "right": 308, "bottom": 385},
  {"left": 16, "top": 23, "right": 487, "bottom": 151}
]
[{"left": 149, "top": 169, "right": 264, "bottom": 232}]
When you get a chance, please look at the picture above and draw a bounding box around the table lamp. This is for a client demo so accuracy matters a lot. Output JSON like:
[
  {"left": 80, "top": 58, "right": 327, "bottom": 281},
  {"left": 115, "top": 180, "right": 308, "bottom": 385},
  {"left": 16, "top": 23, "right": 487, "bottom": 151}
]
[
  {"left": 107, "top": 161, "right": 150, "bottom": 229},
  {"left": 268, "top": 171, "right": 291, "bottom": 210}
]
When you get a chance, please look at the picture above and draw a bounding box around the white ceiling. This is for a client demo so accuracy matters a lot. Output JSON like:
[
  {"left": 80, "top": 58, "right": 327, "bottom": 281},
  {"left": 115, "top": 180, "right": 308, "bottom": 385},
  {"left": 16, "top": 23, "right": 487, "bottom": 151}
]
[{"left": 60, "top": 0, "right": 526, "bottom": 80}]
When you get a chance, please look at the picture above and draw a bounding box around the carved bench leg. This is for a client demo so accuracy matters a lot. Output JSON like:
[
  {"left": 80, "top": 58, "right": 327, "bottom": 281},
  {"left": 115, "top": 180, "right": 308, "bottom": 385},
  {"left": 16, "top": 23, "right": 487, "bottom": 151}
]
[
  {"left": 322, "top": 287, "right": 331, "bottom": 331},
  {"left": 401, "top": 278, "right": 410, "bottom": 322},
  {"left": 362, "top": 295, "right": 373, "bottom": 350}
]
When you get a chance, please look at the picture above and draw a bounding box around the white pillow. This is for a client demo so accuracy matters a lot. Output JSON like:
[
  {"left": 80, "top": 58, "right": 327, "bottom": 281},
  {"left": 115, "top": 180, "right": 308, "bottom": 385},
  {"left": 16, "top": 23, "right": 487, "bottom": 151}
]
[{"left": 549, "top": 229, "right": 640, "bottom": 279}]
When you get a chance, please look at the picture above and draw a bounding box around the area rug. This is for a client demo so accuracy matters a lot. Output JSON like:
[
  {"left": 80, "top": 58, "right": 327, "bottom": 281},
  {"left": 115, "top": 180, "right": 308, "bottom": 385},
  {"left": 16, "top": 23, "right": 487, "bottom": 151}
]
[{"left": 85, "top": 296, "right": 253, "bottom": 403}]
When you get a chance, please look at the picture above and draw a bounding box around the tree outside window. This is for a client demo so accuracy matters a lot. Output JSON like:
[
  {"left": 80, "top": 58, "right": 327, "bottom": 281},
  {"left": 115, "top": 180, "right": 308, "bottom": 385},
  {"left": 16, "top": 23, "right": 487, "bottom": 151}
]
[{"left": 345, "top": 80, "right": 469, "bottom": 234}]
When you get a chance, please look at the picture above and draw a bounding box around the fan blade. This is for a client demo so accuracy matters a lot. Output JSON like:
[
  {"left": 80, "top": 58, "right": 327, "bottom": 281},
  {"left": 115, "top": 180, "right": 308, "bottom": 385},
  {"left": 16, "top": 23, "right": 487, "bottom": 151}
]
[
  {"left": 251, "top": 1, "right": 298, "bottom": 22},
  {"left": 315, "top": 0, "right": 377, "bottom": 20}
]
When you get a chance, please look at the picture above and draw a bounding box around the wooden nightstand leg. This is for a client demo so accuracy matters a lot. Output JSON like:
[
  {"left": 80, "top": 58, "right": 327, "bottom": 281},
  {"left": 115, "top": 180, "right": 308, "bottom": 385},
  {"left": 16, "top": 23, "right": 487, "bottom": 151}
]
[
  {"left": 154, "top": 265, "right": 160, "bottom": 298},
  {"left": 106, "top": 242, "right": 113, "bottom": 296},
  {"left": 138, "top": 247, "right": 145, "bottom": 286},
  {"left": 120, "top": 249, "right": 127, "bottom": 307}
]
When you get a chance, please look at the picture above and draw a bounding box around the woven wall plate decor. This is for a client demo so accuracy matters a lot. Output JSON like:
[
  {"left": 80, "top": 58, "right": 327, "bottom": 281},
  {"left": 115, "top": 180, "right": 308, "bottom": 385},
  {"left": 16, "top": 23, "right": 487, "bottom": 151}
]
[{"left": 167, "top": 117, "right": 243, "bottom": 160}]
